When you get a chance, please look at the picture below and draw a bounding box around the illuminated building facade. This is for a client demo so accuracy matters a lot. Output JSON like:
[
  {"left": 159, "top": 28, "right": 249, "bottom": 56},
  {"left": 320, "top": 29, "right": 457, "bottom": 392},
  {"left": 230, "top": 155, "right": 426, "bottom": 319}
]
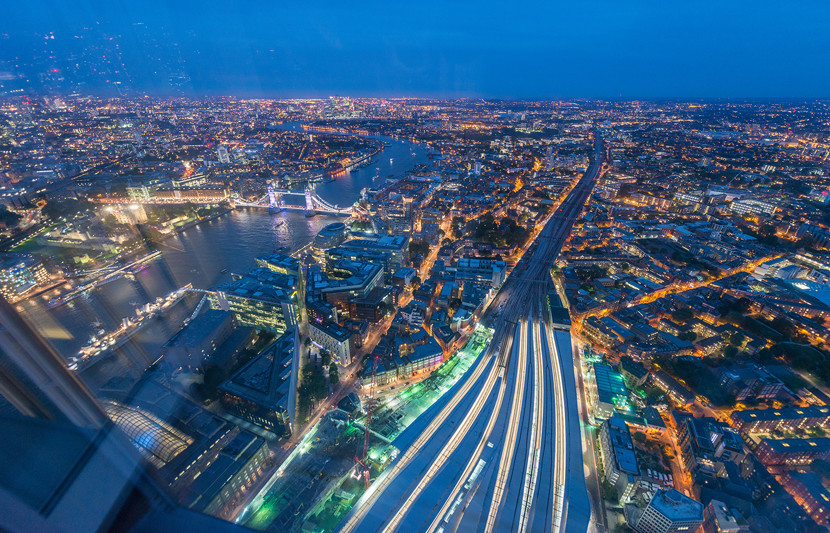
[
  {"left": 208, "top": 275, "right": 297, "bottom": 334},
  {"left": 309, "top": 321, "right": 354, "bottom": 365},
  {"left": 0, "top": 253, "right": 48, "bottom": 301}
]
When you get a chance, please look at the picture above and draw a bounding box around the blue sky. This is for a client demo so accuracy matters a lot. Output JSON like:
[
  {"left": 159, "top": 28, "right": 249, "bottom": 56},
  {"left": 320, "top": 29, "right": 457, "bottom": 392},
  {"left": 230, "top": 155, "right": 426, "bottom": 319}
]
[{"left": 2, "top": 0, "right": 829, "bottom": 98}]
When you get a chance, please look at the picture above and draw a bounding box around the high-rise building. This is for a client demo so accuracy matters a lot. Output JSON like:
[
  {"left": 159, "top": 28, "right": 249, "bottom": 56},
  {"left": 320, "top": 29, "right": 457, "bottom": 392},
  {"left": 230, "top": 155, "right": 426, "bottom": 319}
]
[
  {"left": 217, "top": 145, "right": 230, "bottom": 164},
  {"left": 208, "top": 271, "right": 298, "bottom": 334}
]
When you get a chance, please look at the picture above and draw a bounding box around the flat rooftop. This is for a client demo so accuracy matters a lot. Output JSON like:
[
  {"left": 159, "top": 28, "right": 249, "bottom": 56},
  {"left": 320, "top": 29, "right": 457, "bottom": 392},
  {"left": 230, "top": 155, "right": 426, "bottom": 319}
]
[{"left": 649, "top": 488, "right": 703, "bottom": 522}]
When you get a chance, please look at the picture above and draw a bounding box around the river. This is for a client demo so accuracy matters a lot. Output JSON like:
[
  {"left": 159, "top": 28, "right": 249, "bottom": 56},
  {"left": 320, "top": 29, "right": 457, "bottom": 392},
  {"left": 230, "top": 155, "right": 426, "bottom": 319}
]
[{"left": 20, "top": 126, "right": 428, "bottom": 386}]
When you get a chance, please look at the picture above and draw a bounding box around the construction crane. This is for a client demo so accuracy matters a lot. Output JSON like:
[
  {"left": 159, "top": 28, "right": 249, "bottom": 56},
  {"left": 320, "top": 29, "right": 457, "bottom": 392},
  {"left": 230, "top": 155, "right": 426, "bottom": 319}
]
[{"left": 355, "top": 355, "right": 379, "bottom": 489}]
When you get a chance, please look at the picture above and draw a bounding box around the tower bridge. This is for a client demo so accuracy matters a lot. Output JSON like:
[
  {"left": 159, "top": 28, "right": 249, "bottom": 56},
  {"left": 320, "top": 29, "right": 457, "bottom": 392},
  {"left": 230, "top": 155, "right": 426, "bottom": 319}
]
[{"left": 233, "top": 187, "right": 353, "bottom": 216}]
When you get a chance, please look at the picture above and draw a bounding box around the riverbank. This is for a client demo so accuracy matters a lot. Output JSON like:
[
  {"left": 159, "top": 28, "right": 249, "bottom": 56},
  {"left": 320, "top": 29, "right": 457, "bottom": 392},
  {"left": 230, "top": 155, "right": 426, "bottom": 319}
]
[{"left": 170, "top": 206, "right": 233, "bottom": 234}]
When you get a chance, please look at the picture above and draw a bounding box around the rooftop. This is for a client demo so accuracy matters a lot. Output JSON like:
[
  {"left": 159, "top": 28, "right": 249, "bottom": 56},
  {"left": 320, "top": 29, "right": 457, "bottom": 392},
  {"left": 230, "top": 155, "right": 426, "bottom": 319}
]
[
  {"left": 593, "top": 362, "right": 629, "bottom": 407},
  {"left": 732, "top": 405, "right": 830, "bottom": 423},
  {"left": 164, "top": 310, "right": 234, "bottom": 349},
  {"left": 606, "top": 414, "right": 639, "bottom": 475},
  {"left": 219, "top": 329, "right": 298, "bottom": 413},
  {"left": 761, "top": 437, "right": 830, "bottom": 453},
  {"left": 648, "top": 488, "right": 703, "bottom": 522}
]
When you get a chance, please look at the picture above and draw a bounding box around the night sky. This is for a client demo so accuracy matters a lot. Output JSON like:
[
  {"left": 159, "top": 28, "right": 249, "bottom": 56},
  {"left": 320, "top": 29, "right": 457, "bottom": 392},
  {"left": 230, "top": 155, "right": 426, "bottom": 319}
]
[{"left": 2, "top": 0, "right": 829, "bottom": 98}]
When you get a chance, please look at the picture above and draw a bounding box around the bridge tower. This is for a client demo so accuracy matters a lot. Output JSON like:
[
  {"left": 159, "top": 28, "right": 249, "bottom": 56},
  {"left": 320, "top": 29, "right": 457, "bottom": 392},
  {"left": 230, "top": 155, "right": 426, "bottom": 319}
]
[
  {"left": 304, "top": 187, "right": 316, "bottom": 214},
  {"left": 268, "top": 187, "right": 281, "bottom": 214}
]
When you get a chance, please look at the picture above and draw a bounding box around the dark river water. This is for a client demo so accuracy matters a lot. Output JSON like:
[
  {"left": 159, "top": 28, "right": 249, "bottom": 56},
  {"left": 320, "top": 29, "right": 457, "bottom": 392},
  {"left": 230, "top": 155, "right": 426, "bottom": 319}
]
[{"left": 20, "top": 126, "right": 428, "bottom": 386}]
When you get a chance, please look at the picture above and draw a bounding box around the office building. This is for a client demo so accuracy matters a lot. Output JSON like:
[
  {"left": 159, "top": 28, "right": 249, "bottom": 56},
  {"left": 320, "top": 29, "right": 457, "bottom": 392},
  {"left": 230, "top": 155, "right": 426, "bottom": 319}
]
[
  {"left": 599, "top": 414, "right": 640, "bottom": 503},
  {"left": 180, "top": 431, "right": 270, "bottom": 517},
  {"left": 326, "top": 246, "right": 397, "bottom": 282},
  {"left": 349, "top": 285, "right": 396, "bottom": 323},
  {"left": 219, "top": 328, "right": 299, "bottom": 436},
  {"left": 627, "top": 489, "right": 704, "bottom": 533},
  {"left": 589, "top": 362, "right": 630, "bottom": 420},
  {"left": 307, "top": 260, "right": 384, "bottom": 314},
  {"left": 161, "top": 310, "right": 236, "bottom": 371},
  {"left": 719, "top": 365, "right": 784, "bottom": 401},
  {"left": 618, "top": 356, "right": 649, "bottom": 388},
  {"left": 730, "top": 199, "right": 777, "bottom": 217},
  {"left": 209, "top": 271, "right": 297, "bottom": 334},
  {"left": 652, "top": 371, "right": 695, "bottom": 406},
  {"left": 455, "top": 257, "right": 507, "bottom": 288},
  {"left": 313, "top": 222, "right": 348, "bottom": 250},
  {"left": 702, "top": 499, "right": 743, "bottom": 533},
  {"left": 255, "top": 253, "right": 301, "bottom": 277},
  {"left": 675, "top": 412, "right": 744, "bottom": 479},
  {"left": 310, "top": 321, "right": 354, "bottom": 365},
  {"left": 0, "top": 253, "right": 48, "bottom": 302},
  {"left": 339, "top": 233, "right": 409, "bottom": 273}
]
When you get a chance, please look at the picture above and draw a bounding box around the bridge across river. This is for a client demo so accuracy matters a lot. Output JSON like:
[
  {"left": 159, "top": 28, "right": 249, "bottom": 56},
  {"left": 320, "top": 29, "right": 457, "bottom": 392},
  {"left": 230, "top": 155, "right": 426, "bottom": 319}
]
[{"left": 233, "top": 187, "right": 354, "bottom": 216}]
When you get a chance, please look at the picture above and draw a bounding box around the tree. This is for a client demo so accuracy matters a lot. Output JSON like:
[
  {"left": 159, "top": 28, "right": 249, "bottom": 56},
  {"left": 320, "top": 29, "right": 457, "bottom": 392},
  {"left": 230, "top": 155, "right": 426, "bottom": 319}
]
[
  {"left": 410, "top": 276, "right": 422, "bottom": 291},
  {"left": 108, "top": 183, "right": 129, "bottom": 197},
  {"left": 320, "top": 350, "right": 332, "bottom": 367},
  {"left": 297, "top": 386, "right": 312, "bottom": 417},
  {"left": 137, "top": 225, "right": 165, "bottom": 245},
  {"left": 41, "top": 198, "right": 93, "bottom": 220},
  {"left": 449, "top": 298, "right": 462, "bottom": 311},
  {"left": 350, "top": 220, "right": 372, "bottom": 232},
  {"left": 812, "top": 459, "right": 830, "bottom": 480},
  {"left": 633, "top": 431, "right": 647, "bottom": 444},
  {"left": 329, "top": 363, "right": 339, "bottom": 386},
  {"left": 795, "top": 235, "right": 816, "bottom": 250},
  {"left": 729, "top": 332, "right": 746, "bottom": 347},
  {"left": 671, "top": 308, "right": 694, "bottom": 322},
  {"left": 409, "top": 240, "right": 430, "bottom": 261},
  {"left": 771, "top": 317, "right": 797, "bottom": 338},
  {"left": 301, "top": 364, "right": 327, "bottom": 402},
  {"left": 678, "top": 331, "right": 697, "bottom": 342},
  {"left": 451, "top": 216, "right": 465, "bottom": 238},
  {"left": 0, "top": 205, "right": 22, "bottom": 228},
  {"left": 381, "top": 302, "right": 396, "bottom": 317},
  {"left": 600, "top": 479, "right": 618, "bottom": 503}
]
